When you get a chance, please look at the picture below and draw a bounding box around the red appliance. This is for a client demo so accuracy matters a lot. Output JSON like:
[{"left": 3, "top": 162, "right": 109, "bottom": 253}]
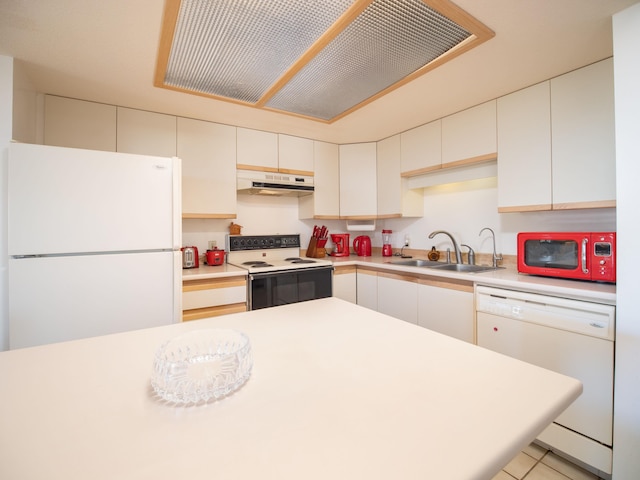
[
  {"left": 205, "top": 248, "right": 225, "bottom": 266},
  {"left": 330, "top": 234, "right": 350, "bottom": 257},
  {"left": 517, "top": 232, "right": 616, "bottom": 283},
  {"left": 382, "top": 229, "right": 393, "bottom": 257},
  {"left": 353, "top": 235, "right": 372, "bottom": 257},
  {"left": 181, "top": 246, "right": 199, "bottom": 269}
]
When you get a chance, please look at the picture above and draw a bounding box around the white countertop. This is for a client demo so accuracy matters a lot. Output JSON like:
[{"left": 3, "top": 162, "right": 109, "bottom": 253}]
[
  {"left": 181, "top": 254, "right": 615, "bottom": 305},
  {"left": 0, "top": 298, "right": 582, "bottom": 480}
]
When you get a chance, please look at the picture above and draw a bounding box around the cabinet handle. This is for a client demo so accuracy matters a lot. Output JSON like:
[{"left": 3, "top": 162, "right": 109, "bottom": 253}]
[{"left": 581, "top": 238, "right": 589, "bottom": 274}]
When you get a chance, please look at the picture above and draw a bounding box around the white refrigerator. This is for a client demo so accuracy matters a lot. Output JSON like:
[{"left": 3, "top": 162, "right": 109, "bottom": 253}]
[{"left": 8, "top": 143, "right": 182, "bottom": 349}]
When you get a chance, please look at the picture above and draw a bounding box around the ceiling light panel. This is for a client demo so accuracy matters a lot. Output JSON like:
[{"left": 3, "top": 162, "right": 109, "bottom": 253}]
[
  {"left": 156, "top": 0, "right": 493, "bottom": 122},
  {"left": 266, "top": 0, "right": 471, "bottom": 120},
  {"left": 164, "top": 0, "right": 354, "bottom": 104}
]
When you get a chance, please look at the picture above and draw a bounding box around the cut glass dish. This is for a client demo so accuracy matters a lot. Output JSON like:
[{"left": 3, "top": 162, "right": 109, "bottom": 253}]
[{"left": 151, "top": 329, "right": 252, "bottom": 404}]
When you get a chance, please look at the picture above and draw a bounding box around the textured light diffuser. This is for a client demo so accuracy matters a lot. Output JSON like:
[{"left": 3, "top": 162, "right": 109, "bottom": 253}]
[{"left": 156, "top": 0, "right": 494, "bottom": 122}]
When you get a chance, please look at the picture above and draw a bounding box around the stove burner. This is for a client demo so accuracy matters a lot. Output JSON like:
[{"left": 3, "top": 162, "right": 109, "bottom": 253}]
[
  {"left": 285, "top": 257, "right": 303, "bottom": 261},
  {"left": 285, "top": 258, "right": 316, "bottom": 263},
  {"left": 243, "top": 261, "right": 273, "bottom": 267}
]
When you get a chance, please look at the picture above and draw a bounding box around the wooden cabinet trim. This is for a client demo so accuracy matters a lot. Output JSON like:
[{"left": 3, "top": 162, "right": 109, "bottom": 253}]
[
  {"left": 334, "top": 265, "right": 357, "bottom": 275},
  {"left": 182, "top": 303, "right": 247, "bottom": 321},
  {"left": 377, "top": 271, "right": 420, "bottom": 283},
  {"left": 498, "top": 204, "right": 552, "bottom": 213},
  {"left": 183, "top": 277, "right": 247, "bottom": 292},
  {"left": 236, "top": 164, "right": 279, "bottom": 173},
  {"left": 278, "top": 168, "right": 314, "bottom": 176},
  {"left": 401, "top": 152, "right": 497, "bottom": 178},
  {"left": 417, "top": 277, "right": 473, "bottom": 293},
  {"left": 552, "top": 200, "right": 616, "bottom": 210}
]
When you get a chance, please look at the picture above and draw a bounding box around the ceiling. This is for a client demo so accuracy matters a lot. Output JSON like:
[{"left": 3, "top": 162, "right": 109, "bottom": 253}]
[{"left": 0, "top": 0, "right": 637, "bottom": 144}]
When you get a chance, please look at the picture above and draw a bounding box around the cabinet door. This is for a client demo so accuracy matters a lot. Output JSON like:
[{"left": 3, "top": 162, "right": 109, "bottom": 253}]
[
  {"left": 417, "top": 281, "right": 474, "bottom": 343},
  {"left": 278, "top": 134, "right": 314, "bottom": 175},
  {"left": 299, "top": 140, "right": 340, "bottom": 219},
  {"left": 333, "top": 266, "right": 356, "bottom": 304},
  {"left": 551, "top": 58, "right": 616, "bottom": 209},
  {"left": 236, "top": 127, "right": 278, "bottom": 171},
  {"left": 116, "top": 107, "right": 176, "bottom": 157},
  {"left": 400, "top": 120, "right": 441, "bottom": 175},
  {"left": 339, "top": 143, "right": 377, "bottom": 218},
  {"left": 441, "top": 100, "right": 497, "bottom": 166},
  {"left": 178, "top": 117, "right": 237, "bottom": 218},
  {"left": 497, "top": 82, "right": 552, "bottom": 212},
  {"left": 356, "top": 269, "right": 377, "bottom": 311},
  {"left": 182, "top": 276, "right": 247, "bottom": 321},
  {"left": 377, "top": 274, "right": 418, "bottom": 324},
  {"left": 376, "top": 135, "right": 402, "bottom": 217},
  {"left": 44, "top": 95, "right": 116, "bottom": 151}
]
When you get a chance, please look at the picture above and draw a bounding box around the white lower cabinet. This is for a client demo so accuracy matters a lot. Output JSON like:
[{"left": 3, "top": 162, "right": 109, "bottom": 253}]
[
  {"left": 332, "top": 265, "right": 357, "bottom": 304},
  {"left": 377, "top": 273, "right": 418, "bottom": 324},
  {"left": 356, "top": 268, "right": 378, "bottom": 311},
  {"left": 417, "top": 278, "right": 474, "bottom": 343},
  {"left": 182, "top": 276, "right": 247, "bottom": 321}
]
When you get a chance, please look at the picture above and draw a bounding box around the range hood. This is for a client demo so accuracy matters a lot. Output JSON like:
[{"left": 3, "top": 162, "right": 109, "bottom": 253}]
[{"left": 237, "top": 170, "right": 314, "bottom": 197}]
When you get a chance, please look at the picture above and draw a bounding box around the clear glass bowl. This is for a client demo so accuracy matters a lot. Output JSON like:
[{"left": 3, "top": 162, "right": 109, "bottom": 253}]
[{"left": 151, "top": 329, "right": 252, "bottom": 404}]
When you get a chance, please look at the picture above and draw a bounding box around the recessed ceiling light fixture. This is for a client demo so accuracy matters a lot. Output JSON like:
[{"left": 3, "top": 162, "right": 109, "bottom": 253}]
[{"left": 155, "top": 0, "right": 494, "bottom": 123}]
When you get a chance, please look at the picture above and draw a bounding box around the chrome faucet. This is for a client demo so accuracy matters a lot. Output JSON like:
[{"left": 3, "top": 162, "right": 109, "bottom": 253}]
[
  {"left": 428, "top": 230, "right": 462, "bottom": 264},
  {"left": 461, "top": 244, "right": 475, "bottom": 265},
  {"left": 479, "top": 227, "right": 503, "bottom": 267}
]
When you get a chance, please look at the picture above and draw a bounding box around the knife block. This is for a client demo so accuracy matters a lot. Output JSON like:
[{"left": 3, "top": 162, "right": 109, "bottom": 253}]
[{"left": 306, "top": 237, "right": 328, "bottom": 258}]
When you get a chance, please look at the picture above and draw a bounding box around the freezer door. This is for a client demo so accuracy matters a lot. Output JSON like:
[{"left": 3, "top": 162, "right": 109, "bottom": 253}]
[
  {"left": 9, "top": 252, "right": 180, "bottom": 349},
  {"left": 8, "top": 143, "right": 179, "bottom": 255}
]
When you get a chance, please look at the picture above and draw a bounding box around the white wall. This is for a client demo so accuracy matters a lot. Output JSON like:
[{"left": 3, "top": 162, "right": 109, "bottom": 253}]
[
  {"left": 378, "top": 177, "right": 616, "bottom": 256},
  {"left": 0, "top": 56, "right": 13, "bottom": 351},
  {"left": 612, "top": 4, "right": 640, "bottom": 479}
]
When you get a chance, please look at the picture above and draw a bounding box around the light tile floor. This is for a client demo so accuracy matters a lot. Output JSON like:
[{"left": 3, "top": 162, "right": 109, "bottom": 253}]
[{"left": 492, "top": 443, "right": 605, "bottom": 480}]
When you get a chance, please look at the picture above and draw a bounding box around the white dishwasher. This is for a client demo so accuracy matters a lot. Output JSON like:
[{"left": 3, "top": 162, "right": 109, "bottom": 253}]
[{"left": 475, "top": 285, "right": 615, "bottom": 475}]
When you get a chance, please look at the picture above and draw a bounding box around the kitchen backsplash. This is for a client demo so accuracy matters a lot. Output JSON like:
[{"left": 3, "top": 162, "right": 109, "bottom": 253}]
[{"left": 183, "top": 176, "right": 617, "bottom": 258}]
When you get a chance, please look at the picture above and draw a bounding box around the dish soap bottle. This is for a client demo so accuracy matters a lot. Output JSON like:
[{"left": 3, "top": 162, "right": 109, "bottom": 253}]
[{"left": 428, "top": 246, "right": 440, "bottom": 261}]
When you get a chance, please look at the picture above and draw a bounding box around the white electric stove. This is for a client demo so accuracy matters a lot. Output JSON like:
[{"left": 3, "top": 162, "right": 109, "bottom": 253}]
[{"left": 226, "top": 234, "right": 334, "bottom": 310}]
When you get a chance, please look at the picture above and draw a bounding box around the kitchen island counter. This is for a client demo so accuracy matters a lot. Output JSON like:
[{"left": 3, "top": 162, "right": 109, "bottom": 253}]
[{"left": 0, "top": 298, "right": 581, "bottom": 480}]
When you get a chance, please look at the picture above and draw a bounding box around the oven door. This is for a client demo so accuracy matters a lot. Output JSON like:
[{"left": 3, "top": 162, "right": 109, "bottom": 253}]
[{"left": 249, "top": 266, "right": 333, "bottom": 310}]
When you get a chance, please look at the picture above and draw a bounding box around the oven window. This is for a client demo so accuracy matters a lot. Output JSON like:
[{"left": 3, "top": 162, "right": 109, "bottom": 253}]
[
  {"left": 524, "top": 239, "right": 578, "bottom": 269},
  {"left": 250, "top": 267, "right": 333, "bottom": 310}
]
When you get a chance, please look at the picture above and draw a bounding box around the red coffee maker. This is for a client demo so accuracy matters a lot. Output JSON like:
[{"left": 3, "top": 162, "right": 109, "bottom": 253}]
[
  {"left": 353, "top": 235, "right": 372, "bottom": 256},
  {"left": 330, "top": 233, "right": 350, "bottom": 257},
  {"left": 382, "top": 229, "right": 393, "bottom": 257}
]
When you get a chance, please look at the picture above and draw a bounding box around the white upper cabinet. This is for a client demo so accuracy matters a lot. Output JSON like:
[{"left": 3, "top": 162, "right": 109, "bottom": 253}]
[
  {"left": 497, "top": 82, "right": 552, "bottom": 212},
  {"left": 400, "top": 120, "right": 441, "bottom": 176},
  {"left": 377, "top": 134, "right": 423, "bottom": 218},
  {"left": 236, "top": 128, "right": 278, "bottom": 171},
  {"left": 496, "top": 58, "right": 616, "bottom": 212},
  {"left": 339, "top": 143, "right": 377, "bottom": 218},
  {"left": 441, "top": 100, "right": 497, "bottom": 166},
  {"left": 178, "top": 117, "right": 237, "bottom": 218},
  {"left": 278, "top": 134, "right": 314, "bottom": 175},
  {"left": 550, "top": 58, "right": 616, "bottom": 209},
  {"left": 116, "top": 107, "right": 176, "bottom": 157},
  {"left": 299, "top": 141, "right": 340, "bottom": 219},
  {"left": 44, "top": 95, "right": 117, "bottom": 152}
]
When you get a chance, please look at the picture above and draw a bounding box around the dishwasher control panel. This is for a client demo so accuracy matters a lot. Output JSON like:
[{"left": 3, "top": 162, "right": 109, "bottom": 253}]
[{"left": 476, "top": 285, "right": 615, "bottom": 340}]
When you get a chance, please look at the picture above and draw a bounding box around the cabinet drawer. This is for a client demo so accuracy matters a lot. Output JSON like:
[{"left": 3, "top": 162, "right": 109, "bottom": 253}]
[{"left": 182, "top": 277, "right": 246, "bottom": 310}]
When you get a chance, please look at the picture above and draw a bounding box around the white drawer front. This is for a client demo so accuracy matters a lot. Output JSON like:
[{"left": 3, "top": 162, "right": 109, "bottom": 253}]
[{"left": 183, "top": 285, "right": 246, "bottom": 310}]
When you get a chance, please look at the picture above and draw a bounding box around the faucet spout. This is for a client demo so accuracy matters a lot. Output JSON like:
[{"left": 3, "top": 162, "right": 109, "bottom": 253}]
[
  {"left": 428, "top": 230, "right": 463, "bottom": 264},
  {"left": 479, "top": 227, "right": 503, "bottom": 268}
]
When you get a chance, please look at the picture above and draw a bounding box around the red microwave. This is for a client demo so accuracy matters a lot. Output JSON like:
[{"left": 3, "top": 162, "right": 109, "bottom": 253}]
[{"left": 517, "top": 232, "right": 616, "bottom": 283}]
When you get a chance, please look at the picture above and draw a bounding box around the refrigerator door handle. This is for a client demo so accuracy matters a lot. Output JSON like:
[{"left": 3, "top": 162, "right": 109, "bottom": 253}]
[{"left": 172, "top": 157, "right": 183, "bottom": 250}]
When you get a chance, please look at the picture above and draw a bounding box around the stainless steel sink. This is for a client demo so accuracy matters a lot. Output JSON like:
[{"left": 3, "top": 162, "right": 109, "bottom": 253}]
[
  {"left": 390, "top": 259, "right": 443, "bottom": 267},
  {"left": 428, "top": 264, "right": 503, "bottom": 273}
]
